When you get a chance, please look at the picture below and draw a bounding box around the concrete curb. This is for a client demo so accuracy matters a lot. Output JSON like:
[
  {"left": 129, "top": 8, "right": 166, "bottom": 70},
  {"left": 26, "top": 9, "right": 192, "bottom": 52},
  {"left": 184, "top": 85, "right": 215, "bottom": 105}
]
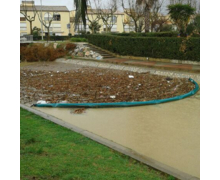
[{"left": 20, "top": 104, "right": 199, "bottom": 180}]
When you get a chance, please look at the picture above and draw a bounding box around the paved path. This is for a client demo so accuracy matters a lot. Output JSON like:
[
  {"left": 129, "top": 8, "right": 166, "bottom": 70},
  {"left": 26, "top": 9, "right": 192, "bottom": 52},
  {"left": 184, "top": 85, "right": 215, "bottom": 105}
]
[
  {"left": 56, "top": 58, "right": 200, "bottom": 83},
  {"left": 103, "top": 58, "right": 200, "bottom": 73}
]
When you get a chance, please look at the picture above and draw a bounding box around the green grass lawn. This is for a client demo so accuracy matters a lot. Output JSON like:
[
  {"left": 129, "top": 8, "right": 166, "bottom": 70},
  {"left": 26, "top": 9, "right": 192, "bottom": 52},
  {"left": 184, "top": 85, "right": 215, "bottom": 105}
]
[{"left": 20, "top": 108, "right": 176, "bottom": 180}]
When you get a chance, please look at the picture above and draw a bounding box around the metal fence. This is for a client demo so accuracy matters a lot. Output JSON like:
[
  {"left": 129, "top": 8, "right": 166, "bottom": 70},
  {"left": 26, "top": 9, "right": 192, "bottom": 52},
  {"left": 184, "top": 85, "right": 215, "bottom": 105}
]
[{"left": 20, "top": 35, "right": 33, "bottom": 42}]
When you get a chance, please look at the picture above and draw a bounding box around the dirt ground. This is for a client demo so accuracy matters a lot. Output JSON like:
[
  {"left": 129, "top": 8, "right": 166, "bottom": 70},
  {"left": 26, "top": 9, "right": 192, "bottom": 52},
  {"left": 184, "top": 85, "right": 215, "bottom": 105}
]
[{"left": 20, "top": 62, "right": 195, "bottom": 105}]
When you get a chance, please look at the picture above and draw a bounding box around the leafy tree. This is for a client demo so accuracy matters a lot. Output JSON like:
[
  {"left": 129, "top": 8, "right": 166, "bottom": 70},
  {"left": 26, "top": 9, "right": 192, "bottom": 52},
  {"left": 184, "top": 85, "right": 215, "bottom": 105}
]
[
  {"left": 168, "top": 4, "right": 195, "bottom": 36},
  {"left": 160, "top": 24, "right": 175, "bottom": 32},
  {"left": 186, "top": 14, "right": 200, "bottom": 35},
  {"left": 89, "top": 21, "right": 101, "bottom": 33},
  {"left": 32, "top": 26, "right": 41, "bottom": 37}
]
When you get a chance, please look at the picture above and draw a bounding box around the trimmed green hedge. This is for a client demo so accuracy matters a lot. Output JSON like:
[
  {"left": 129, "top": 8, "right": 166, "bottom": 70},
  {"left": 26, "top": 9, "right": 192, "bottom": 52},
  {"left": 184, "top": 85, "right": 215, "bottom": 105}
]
[
  {"left": 86, "top": 35, "right": 200, "bottom": 61},
  {"left": 110, "top": 32, "right": 199, "bottom": 37},
  {"left": 113, "top": 32, "right": 179, "bottom": 37},
  {"left": 33, "top": 35, "right": 86, "bottom": 41},
  {"left": 70, "top": 37, "right": 88, "bottom": 42}
]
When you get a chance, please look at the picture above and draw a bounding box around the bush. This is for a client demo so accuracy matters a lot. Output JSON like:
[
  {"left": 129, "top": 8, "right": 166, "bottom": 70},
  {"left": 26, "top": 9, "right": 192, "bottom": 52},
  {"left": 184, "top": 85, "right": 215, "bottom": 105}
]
[
  {"left": 70, "top": 37, "right": 88, "bottom": 42},
  {"left": 114, "top": 32, "right": 179, "bottom": 37},
  {"left": 85, "top": 34, "right": 200, "bottom": 61},
  {"left": 65, "top": 43, "right": 76, "bottom": 51},
  {"left": 160, "top": 25, "right": 175, "bottom": 32},
  {"left": 20, "top": 43, "right": 67, "bottom": 62},
  {"left": 33, "top": 36, "right": 71, "bottom": 41}
]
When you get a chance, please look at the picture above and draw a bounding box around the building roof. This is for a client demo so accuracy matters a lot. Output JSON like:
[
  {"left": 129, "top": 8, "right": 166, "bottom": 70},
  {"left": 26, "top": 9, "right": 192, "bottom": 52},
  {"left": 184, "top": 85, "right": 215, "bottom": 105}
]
[
  {"left": 20, "top": 5, "right": 69, "bottom": 12},
  {"left": 87, "top": 9, "right": 124, "bottom": 15}
]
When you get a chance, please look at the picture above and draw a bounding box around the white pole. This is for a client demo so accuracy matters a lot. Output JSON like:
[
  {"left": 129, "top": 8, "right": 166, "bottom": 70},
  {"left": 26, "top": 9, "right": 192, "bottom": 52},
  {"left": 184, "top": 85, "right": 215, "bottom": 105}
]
[{"left": 40, "top": 0, "right": 43, "bottom": 40}]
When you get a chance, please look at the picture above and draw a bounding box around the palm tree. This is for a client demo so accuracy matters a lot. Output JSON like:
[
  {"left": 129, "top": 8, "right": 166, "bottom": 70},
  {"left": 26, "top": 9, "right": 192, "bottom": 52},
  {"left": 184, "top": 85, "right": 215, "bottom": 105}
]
[
  {"left": 136, "top": 0, "right": 157, "bottom": 33},
  {"left": 74, "top": 0, "right": 88, "bottom": 32}
]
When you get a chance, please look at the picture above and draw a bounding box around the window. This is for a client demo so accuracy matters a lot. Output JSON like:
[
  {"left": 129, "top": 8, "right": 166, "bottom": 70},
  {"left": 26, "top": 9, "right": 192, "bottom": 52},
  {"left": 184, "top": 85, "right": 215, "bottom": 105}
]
[
  {"left": 112, "top": 16, "right": 117, "bottom": 24},
  {"left": 53, "top": 13, "right": 61, "bottom": 21},
  {"left": 20, "top": 33, "right": 27, "bottom": 36},
  {"left": 52, "top": 24, "right": 61, "bottom": 32},
  {"left": 44, "top": 13, "right": 53, "bottom": 21},
  {"left": 45, "top": 24, "right": 62, "bottom": 32},
  {"left": 106, "top": 16, "right": 117, "bottom": 24},
  {"left": 124, "top": 25, "right": 135, "bottom": 32},
  {"left": 20, "top": 13, "right": 26, "bottom": 21},
  {"left": 20, "top": 22, "right": 27, "bottom": 31},
  {"left": 111, "top": 25, "right": 117, "bottom": 32}
]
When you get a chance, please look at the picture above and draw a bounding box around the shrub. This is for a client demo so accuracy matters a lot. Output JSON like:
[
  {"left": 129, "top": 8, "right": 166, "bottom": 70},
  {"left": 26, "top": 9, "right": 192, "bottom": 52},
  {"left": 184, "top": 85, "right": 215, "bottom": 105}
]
[
  {"left": 160, "top": 25, "right": 175, "bottom": 32},
  {"left": 65, "top": 43, "right": 76, "bottom": 51},
  {"left": 114, "top": 32, "right": 179, "bottom": 37},
  {"left": 20, "top": 43, "right": 67, "bottom": 62},
  {"left": 85, "top": 34, "right": 200, "bottom": 61},
  {"left": 70, "top": 37, "right": 88, "bottom": 42},
  {"left": 186, "top": 14, "right": 200, "bottom": 36}
]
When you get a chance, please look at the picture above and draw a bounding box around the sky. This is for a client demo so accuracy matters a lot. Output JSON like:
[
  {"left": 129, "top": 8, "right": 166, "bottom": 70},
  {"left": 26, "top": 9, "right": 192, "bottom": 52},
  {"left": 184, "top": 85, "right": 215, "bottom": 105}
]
[{"left": 20, "top": 0, "right": 200, "bottom": 15}]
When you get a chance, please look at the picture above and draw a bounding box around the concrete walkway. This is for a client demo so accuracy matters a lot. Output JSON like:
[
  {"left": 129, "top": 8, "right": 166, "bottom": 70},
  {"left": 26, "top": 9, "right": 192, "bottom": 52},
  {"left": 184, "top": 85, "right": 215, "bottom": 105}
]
[
  {"left": 56, "top": 58, "right": 200, "bottom": 83},
  {"left": 103, "top": 58, "right": 200, "bottom": 73}
]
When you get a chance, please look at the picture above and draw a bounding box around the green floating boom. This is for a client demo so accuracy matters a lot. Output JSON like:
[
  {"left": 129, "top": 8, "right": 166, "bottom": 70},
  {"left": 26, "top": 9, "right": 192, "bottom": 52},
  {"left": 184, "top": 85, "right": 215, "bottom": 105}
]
[{"left": 34, "top": 78, "right": 199, "bottom": 108}]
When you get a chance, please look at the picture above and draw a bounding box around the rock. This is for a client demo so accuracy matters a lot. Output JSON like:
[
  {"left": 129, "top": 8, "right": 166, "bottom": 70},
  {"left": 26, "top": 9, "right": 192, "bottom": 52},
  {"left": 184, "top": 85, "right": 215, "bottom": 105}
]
[
  {"left": 85, "top": 51, "right": 90, "bottom": 56},
  {"left": 96, "top": 56, "right": 102, "bottom": 60},
  {"left": 77, "top": 52, "right": 84, "bottom": 57},
  {"left": 44, "top": 43, "right": 49, "bottom": 47},
  {"left": 53, "top": 43, "right": 58, "bottom": 49},
  {"left": 166, "top": 77, "right": 173, "bottom": 81}
]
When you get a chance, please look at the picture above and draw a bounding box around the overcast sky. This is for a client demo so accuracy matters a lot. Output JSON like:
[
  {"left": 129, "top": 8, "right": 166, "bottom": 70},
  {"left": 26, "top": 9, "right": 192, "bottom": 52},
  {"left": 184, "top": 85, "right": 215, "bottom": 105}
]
[{"left": 20, "top": 0, "right": 200, "bottom": 15}]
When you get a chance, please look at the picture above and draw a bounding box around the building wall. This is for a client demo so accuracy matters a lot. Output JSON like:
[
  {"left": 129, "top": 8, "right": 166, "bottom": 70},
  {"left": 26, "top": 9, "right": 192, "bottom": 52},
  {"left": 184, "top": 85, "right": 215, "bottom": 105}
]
[
  {"left": 20, "top": 11, "right": 70, "bottom": 36},
  {"left": 69, "top": 11, "right": 125, "bottom": 34}
]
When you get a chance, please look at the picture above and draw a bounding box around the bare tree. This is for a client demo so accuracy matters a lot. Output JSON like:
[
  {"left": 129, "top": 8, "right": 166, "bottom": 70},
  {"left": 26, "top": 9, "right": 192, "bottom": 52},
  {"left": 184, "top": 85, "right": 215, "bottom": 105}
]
[
  {"left": 94, "top": 0, "right": 118, "bottom": 33},
  {"left": 37, "top": 11, "right": 56, "bottom": 41},
  {"left": 121, "top": 0, "right": 145, "bottom": 32},
  {"left": 20, "top": 0, "right": 37, "bottom": 35},
  {"left": 136, "top": 0, "right": 157, "bottom": 33},
  {"left": 86, "top": 3, "right": 102, "bottom": 34},
  {"left": 150, "top": 0, "right": 168, "bottom": 32}
]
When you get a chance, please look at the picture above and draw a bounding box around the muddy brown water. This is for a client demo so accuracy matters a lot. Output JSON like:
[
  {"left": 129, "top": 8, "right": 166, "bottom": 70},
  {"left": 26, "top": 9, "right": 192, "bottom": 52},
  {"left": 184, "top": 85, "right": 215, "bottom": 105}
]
[{"left": 34, "top": 96, "right": 200, "bottom": 178}]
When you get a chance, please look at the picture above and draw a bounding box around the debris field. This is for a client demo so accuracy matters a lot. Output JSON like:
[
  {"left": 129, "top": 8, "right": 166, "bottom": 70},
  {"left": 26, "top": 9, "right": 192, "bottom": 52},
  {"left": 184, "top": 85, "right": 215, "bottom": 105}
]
[{"left": 20, "top": 64, "right": 195, "bottom": 105}]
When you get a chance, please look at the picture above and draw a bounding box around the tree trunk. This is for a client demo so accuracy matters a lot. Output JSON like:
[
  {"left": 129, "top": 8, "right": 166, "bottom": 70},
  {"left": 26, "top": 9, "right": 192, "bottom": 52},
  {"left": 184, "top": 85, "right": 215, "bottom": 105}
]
[
  {"left": 145, "top": 7, "right": 150, "bottom": 33},
  {"left": 30, "top": 21, "right": 33, "bottom": 35},
  {"left": 134, "top": 21, "right": 138, "bottom": 32},
  {"left": 84, "top": 24, "right": 86, "bottom": 32},
  {"left": 47, "top": 28, "right": 50, "bottom": 42}
]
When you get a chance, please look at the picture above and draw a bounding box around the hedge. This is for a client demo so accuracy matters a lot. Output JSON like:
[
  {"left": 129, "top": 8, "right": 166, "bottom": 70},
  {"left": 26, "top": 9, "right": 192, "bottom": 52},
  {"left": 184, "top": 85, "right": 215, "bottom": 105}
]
[
  {"left": 86, "top": 35, "right": 200, "bottom": 61},
  {"left": 33, "top": 35, "right": 86, "bottom": 41},
  {"left": 109, "top": 32, "right": 199, "bottom": 38}
]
